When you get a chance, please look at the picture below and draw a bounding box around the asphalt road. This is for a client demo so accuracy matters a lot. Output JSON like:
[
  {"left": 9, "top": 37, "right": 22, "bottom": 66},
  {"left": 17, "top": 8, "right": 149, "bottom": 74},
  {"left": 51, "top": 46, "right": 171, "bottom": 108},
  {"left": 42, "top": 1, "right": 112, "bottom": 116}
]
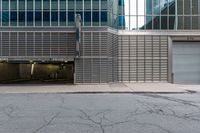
[{"left": 0, "top": 93, "right": 200, "bottom": 133}]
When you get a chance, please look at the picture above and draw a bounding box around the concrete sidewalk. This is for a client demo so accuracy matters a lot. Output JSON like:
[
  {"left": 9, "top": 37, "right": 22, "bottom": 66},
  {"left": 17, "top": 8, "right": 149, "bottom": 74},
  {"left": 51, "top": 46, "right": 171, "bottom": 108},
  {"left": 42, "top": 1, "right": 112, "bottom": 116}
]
[{"left": 0, "top": 83, "right": 199, "bottom": 94}]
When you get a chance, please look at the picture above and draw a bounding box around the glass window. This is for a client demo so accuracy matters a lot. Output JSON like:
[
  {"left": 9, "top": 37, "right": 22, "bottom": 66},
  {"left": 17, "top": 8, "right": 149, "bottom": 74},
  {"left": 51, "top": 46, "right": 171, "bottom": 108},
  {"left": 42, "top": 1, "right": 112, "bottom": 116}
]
[
  {"left": 19, "top": 0, "right": 25, "bottom": 11},
  {"left": 124, "top": 0, "right": 129, "bottom": 16},
  {"left": 184, "top": 0, "right": 190, "bottom": 15},
  {"left": 0, "top": 12, "right": 1, "bottom": 26},
  {"left": 138, "top": 0, "right": 145, "bottom": 15},
  {"left": 68, "top": 0, "right": 75, "bottom": 10},
  {"left": 118, "top": 15, "right": 126, "bottom": 29},
  {"left": 93, "top": 0, "right": 99, "bottom": 10},
  {"left": 27, "top": 11, "right": 33, "bottom": 26},
  {"left": 177, "top": 16, "right": 183, "bottom": 29},
  {"left": 68, "top": 12, "right": 74, "bottom": 21},
  {"left": 153, "top": 0, "right": 160, "bottom": 15},
  {"left": 10, "top": 11, "right": 17, "bottom": 26},
  {"left": 51, "top": 12, "right": 58, "bottom": 26},
  {"left": 177, "top": 0, "right": 183, "bottom": 15},
  {"left": 52, "top": 0, "right": 58, "bottom": 10},
  {"left": 161, "top": 16, "right": 168, "bottom": 29},
  {"left": 35, "top": 0, "right": 42, "bottom": 10},
  {"left": 125, "top": 15, "right": 130, "bottom": 30},
  {"left": 2, "top": 0, "right": 9, "bottom": 10},
  {"left": 60, "top": 0, "right": 66, "bottom": 11},
  {"left": 146, "top": 16, "right": 153, "bottom": 29},
  {"left": 138, "top": 16, "right": 145, "bottom": 29},
  {"left": 169, "top": 0, "right": 175, "bottom": 15},
  {"left": 101, "top": 0, "right": 107, "bottom": 10},
  {"left": 84, "top": 0, "right": 91, "bottom": 10},
  {"left": 27, "top": 0, "right": 33, "bottom": 10},
  {"left": 101, "top": 12, "right": 108, "bottom": 26},
  {"left": 169, "top": 16, "right": 175, "bottom": 29},
  {"left": 44, "top": 0, "right": 50, "bottom": 10},
  {"left": 68, "top": 11, "right": 74, "bottom": 26},
  {"left": 101, "top": 12, "right": 107, "bottom": 22},
  {"left": 153, "top": 16, "right": 160, "bottom": 29},
  {"left": 76, "top": 0, "right": 83, "bottom": 10},
  {"left": 92, "top": 12, "right": 99, "bottom": 21},
  {"left": 146, "top": 0, "right": 152, "bottom": 15},
  {"left": 19, "top": 12, "right": 25, "bottom": 26},
  {"left": 10, "top": 0, "right": 17, "bottom": 10},
  {"left": 92, "top": 11, "right": 99, "bottom": 26},
  {"left": 192, "top": 16, "right": 198, "bottom": 29},
  {"left": 192, "top": 0, "right": 198, "bottom": 15},
  {"left": 184, "top": 16, "right": 191, "bottom": 29},
  {"left": 130, "top": 0, "right": 136, "bottom": 15},
  {"left": 160, "top": 0, "right": 168, "bottom": 15},
  {"left": 59, "top": 11, "right": 66, "bottom": 26},
  {"left": 35, "top": 11, "right": 42, "bottom": 26},
  {"left": 43, "top": 12, "right": 50, "bottom": 26},
  {"left": 84, "top": 11, "right": 91, "bottom": 26},
  {"left": 2, "top": 11, "right": 9, "bottom": 26}
]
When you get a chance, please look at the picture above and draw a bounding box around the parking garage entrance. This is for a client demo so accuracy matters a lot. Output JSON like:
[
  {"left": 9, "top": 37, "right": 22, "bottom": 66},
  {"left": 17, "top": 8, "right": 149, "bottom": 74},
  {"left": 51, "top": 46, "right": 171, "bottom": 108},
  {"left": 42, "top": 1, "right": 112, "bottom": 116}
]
[{"left": 0, "top": 61, "right": 74, "bottom": 84}]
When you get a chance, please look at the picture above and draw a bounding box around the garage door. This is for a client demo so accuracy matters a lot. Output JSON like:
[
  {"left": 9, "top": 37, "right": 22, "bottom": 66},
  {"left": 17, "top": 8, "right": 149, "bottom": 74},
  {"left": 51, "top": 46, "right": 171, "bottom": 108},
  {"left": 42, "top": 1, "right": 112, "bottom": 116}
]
[{"left": 173, "top": 42, "right": 200, "bottom": 84}]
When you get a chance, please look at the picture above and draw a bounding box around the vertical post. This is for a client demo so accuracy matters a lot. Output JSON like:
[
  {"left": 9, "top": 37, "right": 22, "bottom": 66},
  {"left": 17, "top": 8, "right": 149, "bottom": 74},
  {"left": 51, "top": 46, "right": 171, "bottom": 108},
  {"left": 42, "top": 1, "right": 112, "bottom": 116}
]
[{"left": 75, "top": 14, "right": 81, "bottom": 58}]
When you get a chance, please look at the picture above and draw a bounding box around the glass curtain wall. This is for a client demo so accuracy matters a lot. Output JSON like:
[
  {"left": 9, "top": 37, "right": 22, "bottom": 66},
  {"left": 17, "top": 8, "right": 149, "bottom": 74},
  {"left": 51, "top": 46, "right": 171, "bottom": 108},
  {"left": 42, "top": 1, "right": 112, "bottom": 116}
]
[
  {"left": 177, "top": 0, "right": 200, "bottom": 30},
  {"left": 117, "top": 0, "right": 200, "bottom": 30},
  {"left": 0, "top": 0, "right": 200, "bottom": 29},
  {"left": 0, "top": 0, "right": 109, "bottom": 27},
  {"left": 117, "top": 0, "right": 177, "bottom": 30}
]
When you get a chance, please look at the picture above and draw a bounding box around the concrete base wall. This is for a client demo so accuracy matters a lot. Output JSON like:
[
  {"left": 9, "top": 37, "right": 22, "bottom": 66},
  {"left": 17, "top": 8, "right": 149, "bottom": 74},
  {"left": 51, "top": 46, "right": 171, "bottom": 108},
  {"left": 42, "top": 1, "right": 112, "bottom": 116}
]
[
  {"left": 0, "top": 63, "right": 20, "bottom": 81},
  {"left": 0, "top": 63, "right": 74, "bottom": 82},
  {"left": 19, "top": 64, "right": 74, "bottom": 80},
  {"left": 19, "top": 64, "right": 31, "bottom": 79}
]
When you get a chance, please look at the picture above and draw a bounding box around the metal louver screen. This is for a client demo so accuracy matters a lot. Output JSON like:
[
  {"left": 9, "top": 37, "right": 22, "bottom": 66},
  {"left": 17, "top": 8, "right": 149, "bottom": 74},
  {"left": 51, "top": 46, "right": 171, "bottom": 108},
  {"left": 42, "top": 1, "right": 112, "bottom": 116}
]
[
  {"left": 0, "top": 32, "right": 76, "bottom": 61},
  {"left": 75, "top": 32, "right": 118, "bottom": 83},
  {"left": 118, "top": 35, "right": 168, "bottom": 82}
]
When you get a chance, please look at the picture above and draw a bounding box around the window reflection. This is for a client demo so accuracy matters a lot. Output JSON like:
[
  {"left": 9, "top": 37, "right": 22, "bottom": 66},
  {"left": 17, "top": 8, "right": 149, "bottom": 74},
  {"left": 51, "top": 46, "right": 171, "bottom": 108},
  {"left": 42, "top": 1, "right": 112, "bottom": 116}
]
[{"left": 118, "top": 0, "right": 176, "bottom": 30}]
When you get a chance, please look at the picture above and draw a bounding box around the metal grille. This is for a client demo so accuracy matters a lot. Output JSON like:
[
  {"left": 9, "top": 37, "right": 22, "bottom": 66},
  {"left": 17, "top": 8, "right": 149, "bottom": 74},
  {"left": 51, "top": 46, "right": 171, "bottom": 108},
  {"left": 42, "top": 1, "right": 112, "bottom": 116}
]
[
  {"left": 118, "top": 35, "right": 168, "bottom": 82},
  {"left": 75, "top": 32, "right": 118, "bottom": 83},
  {"left": 0, "top": 32, "right": 75, "bottom": 61}
]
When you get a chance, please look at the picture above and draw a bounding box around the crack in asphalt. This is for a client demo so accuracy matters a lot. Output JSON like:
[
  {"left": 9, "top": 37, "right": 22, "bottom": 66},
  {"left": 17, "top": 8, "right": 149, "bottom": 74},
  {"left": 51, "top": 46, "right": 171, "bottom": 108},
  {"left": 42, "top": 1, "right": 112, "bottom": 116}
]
[
  {"left": 141, "top": 94, "right": 200, "bottom": 108},
  {"left": 78, "top": 109, "right": 131, "bottom": 133},
  {"left": 32, "top": 112, "right": 60, "bottom": 133}
]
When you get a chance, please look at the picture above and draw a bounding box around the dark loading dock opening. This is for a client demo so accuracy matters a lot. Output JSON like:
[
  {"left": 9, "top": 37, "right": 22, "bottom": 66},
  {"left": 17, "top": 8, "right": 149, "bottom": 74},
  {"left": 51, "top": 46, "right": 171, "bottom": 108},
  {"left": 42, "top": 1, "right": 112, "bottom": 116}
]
[{"left": 0, "top": 61, "right": 74, "bottom": 84}]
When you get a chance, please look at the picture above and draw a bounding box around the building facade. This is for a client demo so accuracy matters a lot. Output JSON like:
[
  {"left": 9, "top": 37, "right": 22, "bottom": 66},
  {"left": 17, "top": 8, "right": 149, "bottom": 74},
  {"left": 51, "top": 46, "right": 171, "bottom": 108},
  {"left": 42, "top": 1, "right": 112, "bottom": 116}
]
[{"left": 0, "top": 0, "right": 200, "bottom": 84}]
